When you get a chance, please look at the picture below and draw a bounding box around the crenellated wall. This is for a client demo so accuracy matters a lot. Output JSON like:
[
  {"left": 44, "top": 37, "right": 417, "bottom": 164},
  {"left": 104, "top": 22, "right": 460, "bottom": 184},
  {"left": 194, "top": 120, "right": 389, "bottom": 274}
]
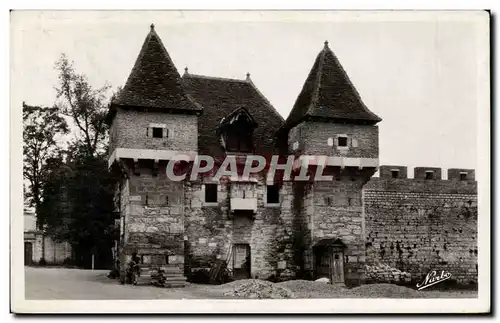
[{"left": 364, "top": 166, "right": 478, "bottom": 284}]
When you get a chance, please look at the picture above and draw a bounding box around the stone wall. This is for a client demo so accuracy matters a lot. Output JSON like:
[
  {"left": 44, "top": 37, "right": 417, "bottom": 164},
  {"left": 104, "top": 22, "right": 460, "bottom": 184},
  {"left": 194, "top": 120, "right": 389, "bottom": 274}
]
[
  {"left": 109, "top": 108, "right": 198, "bottom": 153},
  {"left": 28, "top": 234, "right": 72, "bottom": 264},
  {"left": 364, "top": 171, "right": 478, "bottom": 284},
  {"left": 183, "top": 175, "right": 295, "bottom": 279},
  {"left": 121, "top": 164, "right": 185, "bottom": 264},
  {"left": 301, "top": 121, "right": 379, "bottom": 158},
  {"left": 308, "top": 175, "right": 368, "bottom": 285}
]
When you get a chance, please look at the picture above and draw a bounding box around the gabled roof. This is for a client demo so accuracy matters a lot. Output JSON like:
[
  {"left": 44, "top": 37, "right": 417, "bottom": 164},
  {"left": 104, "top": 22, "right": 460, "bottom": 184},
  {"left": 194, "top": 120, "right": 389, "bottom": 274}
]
[
  {"left": 219, "top": 107, "right": 258, "bottom": 130},
  {"left": 282, "top": 41, "right": 381, "bottom": 131},
  {"left": 112, "top": 24, "right": 201, "bottom": 113},
  {"left": 182, "top": 73, "right": 284, "bottom": 156}
]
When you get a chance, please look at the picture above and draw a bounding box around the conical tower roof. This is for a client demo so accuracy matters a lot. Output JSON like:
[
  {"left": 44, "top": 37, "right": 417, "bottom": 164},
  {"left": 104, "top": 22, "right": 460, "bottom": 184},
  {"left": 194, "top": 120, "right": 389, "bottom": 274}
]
[
  {"left": 283, "top": 41, "right": 381, "bottom": 130},
  {"left": 113, "top": 24, "right": 201, "bottom": 112}
]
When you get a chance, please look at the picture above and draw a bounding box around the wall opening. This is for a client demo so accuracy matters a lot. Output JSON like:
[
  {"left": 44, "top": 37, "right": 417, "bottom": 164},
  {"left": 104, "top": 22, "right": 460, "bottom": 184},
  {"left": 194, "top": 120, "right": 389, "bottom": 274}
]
[
  {"left": 337, "top": 136, "right": 348, "bottom": 147},
  {"left": 232, "top": 244, "right": 251, "bottom": 279},
  {"left": 266, "top": 185, "right": 280, "bottom": 204},
  {"left": 425, "top": 171, "right": 434, "bottom": 180},
  {"left": 152, "top": 127, "right": 163, "bottom": 138},
  {"left": 391, "top": 170, "right": 400, "bottom": 179},
  {"left": 205, "top": 184, "right": 218, "bottom": 203},
  {"left": 24, "top": 242, "right": 33, "bottom": 266}
]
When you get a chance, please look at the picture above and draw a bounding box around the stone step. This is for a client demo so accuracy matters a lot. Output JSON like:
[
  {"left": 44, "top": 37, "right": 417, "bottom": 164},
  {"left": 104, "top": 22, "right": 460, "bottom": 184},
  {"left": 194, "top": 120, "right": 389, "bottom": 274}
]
[
  {"left": 164, "top": 283, "right": 186, "bottom": 288},
  {"left": 166, "top": 278, "right": 187, "bottom": 282}
]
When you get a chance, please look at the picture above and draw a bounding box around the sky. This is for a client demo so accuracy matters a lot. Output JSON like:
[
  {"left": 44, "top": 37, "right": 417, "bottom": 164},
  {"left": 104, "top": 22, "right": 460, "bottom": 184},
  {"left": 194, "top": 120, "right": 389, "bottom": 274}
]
[{"left": 11, "top": 11, "right": 487, "bottom": 178}]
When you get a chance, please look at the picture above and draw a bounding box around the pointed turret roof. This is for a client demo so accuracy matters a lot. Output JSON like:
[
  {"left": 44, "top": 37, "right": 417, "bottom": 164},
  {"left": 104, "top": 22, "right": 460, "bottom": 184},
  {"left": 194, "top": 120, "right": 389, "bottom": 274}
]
[
  {"left": 112, "top": 24, "right": 202, "bottom": 112},
  {"left": 282, "top": 41, "right": 381, "bottom": 130}
]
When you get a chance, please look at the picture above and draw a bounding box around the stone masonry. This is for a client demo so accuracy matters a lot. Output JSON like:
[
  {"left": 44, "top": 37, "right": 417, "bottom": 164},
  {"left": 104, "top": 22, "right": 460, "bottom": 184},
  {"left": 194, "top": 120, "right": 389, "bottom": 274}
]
[
  {"left": 364, "top": 168, "right": 478, "bottom": 284},
  {"left": 107, "top": 25, "right": 478, "bottom": 287}
]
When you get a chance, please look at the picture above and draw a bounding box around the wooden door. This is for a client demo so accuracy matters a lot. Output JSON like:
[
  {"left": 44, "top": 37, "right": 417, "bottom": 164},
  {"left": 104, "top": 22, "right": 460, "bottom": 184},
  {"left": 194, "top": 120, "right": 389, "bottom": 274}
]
[
  {"left": 331, "top": 251, "right": 344, "bottom": 283},
  {"left": 316, "top": 249, "right": 331, "bottom": 280},
  {"left": 315, "top": 247, "right": 345, "bottom": 283},
  {"left": 24, "top": 242, "right": 33, "bottom": 266},
  {"left": 232, "top": 244, "right": 250, "bottom": 279}
]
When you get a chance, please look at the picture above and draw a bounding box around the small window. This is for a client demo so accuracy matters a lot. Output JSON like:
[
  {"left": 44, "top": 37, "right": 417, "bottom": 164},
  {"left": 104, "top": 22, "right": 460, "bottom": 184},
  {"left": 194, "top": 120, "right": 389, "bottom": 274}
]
[
  {"left": 460, "top": 173, "right": 468, "bottom": 181},
  {"left": 391, "top": 170, "right": 399, "bottom": 179},
  {"left": 152, "top": 127, "right": 163, "bottom": 138},
  {"left": 205, "top": 184, "right": 218, "bottom": 203},
  {"left": 425, "top": 171, "right": 434, "bottom": 180},
  {"left": 165, "top": 196, "right": 170, "bottom": 206},
  {"left": 337, "top": 136, "right": 348, "bottom": 147},
  {"left": 267, "top": 185, "right": 280, "bottom": 204},
  {"left": 324, "top": 196, "right": 332, "bottom": 206}
]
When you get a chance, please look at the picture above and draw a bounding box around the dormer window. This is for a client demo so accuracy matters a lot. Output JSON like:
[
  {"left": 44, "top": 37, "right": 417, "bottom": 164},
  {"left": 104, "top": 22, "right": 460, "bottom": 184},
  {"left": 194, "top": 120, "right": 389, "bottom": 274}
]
[{"left": 218, "top": 108, "right": 257, "bottom": 153}]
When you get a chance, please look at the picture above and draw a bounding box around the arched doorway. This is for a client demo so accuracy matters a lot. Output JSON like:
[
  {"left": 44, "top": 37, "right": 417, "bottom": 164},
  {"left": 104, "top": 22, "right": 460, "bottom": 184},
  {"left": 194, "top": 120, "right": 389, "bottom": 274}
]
[{"left": 313, "top": 238, "right": 346, "bottom": 283}]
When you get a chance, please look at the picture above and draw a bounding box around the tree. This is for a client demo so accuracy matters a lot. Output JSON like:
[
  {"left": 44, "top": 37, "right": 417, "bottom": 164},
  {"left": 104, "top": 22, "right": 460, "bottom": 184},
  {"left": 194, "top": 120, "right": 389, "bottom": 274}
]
[
  {"left": 36, "top": 53, "right": 119, "bottom": 268},
  {"left": 23, "top": 102, "right": 68, "bottom": 228},
  {"left": 54, "top": 54, "right": 110, "bottom": 157},
  {"left": 39, "top": 149, "right": 118, "bottom": 268}
]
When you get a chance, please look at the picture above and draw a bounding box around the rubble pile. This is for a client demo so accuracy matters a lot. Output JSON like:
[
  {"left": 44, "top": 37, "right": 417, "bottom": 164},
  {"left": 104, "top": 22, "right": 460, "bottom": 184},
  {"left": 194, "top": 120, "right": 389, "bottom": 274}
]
[
  {"left": 277, "top": 279, "right": 346, "bottom": 298},
  {"left": 365, "top": 263, "right": 412, "bottom": 283},
  {"left": 222, "top": 279, "right": 295, "bottom": 299}
]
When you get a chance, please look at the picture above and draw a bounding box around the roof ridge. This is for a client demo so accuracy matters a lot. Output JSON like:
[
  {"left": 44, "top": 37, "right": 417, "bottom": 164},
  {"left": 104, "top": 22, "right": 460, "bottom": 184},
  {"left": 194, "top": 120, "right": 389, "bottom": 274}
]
[
  {"left": 113, "top": 25, "right": 201, "bottom": 111},
  {"left": 308, "top": 45, "right": 327, "bottom": 115},
  {"left": 280, "top": 41, "right": 382, "bottom": 131},
  {"left": 323, "top": 46, "right": 383, "bottom": 121},
  {"left": 183, "top": 73, "right": 248, "bottom": 83}
]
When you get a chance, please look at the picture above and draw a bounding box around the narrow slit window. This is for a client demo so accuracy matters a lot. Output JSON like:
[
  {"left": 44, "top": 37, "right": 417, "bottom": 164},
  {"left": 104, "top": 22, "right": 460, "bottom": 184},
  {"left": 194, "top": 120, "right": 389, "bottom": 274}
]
[
  {"left": 205, "top": 184, "right": 218, "bottom": 203},
  {"left": 267, "top": 185, "right": 280, "bottom": 204},
  {"left": 152, "top": 127, "right": 163, "bottom": 138}
]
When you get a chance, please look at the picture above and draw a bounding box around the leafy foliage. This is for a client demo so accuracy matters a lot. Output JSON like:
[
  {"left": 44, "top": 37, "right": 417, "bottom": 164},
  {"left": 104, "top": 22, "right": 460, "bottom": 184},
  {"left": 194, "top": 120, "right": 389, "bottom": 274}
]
[
  {"left": 39, "top": 149, "right": 119, "bottom": 268},
  {"left": 25, "top": 53, "right": 121, "bottom": 268},
  {"left": 23, "top": 102, "right": 68, "bottom": 227},
  {"left": 54, "top": 54, "right": 111, "bottom": 157}
]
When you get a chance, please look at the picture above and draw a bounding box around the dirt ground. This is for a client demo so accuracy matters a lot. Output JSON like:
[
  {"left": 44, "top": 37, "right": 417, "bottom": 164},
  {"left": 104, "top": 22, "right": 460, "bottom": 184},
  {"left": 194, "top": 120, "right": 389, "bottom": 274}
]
[{"left": 24, "top": 267, "right": 477, "bottom": 300}]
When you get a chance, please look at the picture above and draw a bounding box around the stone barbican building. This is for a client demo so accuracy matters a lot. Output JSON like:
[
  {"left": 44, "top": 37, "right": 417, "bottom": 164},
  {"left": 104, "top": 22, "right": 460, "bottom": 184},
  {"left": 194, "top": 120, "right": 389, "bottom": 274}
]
[{"left": 108, "top": 25, "right": 478, "bottom": 286}]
